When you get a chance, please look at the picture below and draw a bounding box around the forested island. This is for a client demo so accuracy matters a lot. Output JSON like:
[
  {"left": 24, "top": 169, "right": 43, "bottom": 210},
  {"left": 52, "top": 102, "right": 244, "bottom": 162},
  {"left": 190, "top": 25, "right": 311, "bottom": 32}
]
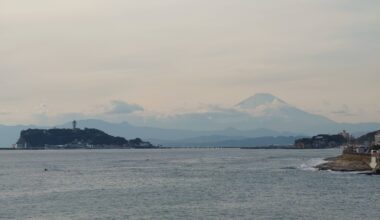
[{"left": 15, "top": 127, "right": 156, "bottom": 149}]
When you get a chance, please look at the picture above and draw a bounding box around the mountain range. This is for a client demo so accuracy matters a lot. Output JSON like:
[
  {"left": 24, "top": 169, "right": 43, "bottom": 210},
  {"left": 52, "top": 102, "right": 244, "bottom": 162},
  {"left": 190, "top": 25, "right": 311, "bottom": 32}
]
[
  {"left": 0, "top": 93, "right": 379, "bottom": 147},
  {"left": 127, "top": 93, "right": 379, "bottom": 134}
]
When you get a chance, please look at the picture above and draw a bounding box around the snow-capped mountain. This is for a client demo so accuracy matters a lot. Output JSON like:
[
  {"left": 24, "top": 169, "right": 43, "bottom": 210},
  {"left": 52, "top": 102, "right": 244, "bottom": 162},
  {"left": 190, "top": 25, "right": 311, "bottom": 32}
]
[
  {"left": 236, "top": 93, "right": 287, "bottom": 109},
  {"left": 234, "top": 93, "right": 331, "bottom": 121},
  {"left": 231, "top": 93, "right": 336, "bottom": 132},
  {"left": 135, "top": 93, "right": 379, "bottom": 134},
  {"left": 236, "top": 93, "right": 292, "bottom": 117}
]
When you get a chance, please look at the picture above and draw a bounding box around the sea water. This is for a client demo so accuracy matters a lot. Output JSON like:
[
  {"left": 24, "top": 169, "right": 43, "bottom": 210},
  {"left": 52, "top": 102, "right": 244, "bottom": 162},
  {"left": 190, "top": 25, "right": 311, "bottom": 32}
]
[{"left": 0, "top": 148, "right": 379, "bottom": 219}]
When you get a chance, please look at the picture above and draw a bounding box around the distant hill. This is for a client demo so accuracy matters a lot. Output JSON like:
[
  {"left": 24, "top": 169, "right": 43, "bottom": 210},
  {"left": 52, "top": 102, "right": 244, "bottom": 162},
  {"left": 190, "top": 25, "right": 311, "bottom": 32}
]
[
  {"left": 58, "top": 119, "right": 301, "bottom": 142},
  {"left": 16, "top": 128, "right": 154, "bottom": 149},
  {"left": 294, "top": 129, "right": 380, "bottom": 149},
  {"left": 152, "top": 136, "right": 301, "bottom": 148},
  {"left": 0, "top": 93, "right": 379, "bottom": 148},
  {"left": 295, "top": 134, "right": 347, "bottom": 149},
  {"left": 129, "top": 93, "right": 380, "bottom": 134},
  {"left": 356, "top": 130, "right": 380, "bottom": 144},
  {"left": 0, "top": 116, "right": 379, "bottom": 148},
  {"left": 0, "top": 119, "right": 300, "bottom": 148}
]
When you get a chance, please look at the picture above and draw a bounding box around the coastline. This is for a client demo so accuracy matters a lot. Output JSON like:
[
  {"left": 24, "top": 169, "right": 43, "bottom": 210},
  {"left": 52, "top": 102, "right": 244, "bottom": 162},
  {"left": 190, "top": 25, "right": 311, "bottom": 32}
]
[{"left": 315, "top": 153, "right": 371, "bottom": 172}]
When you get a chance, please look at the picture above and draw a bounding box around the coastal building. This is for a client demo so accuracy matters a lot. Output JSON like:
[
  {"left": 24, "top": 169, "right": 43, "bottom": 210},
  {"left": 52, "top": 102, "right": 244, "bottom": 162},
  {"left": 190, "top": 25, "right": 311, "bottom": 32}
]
[
  {"left": 370, "top": 150, "right": 380, "bottom": 172},
  {"left": 15, "top": 142, "right": 27, "bottom": 149},
  {"left": 340, "top": 130, "right": 350, "bottom": 141},
  {"left": 375, "top": 131, "right": 380, "bottom": 146},
  {"left": 354, "top": 146, "right": 367, "bottom": 154}
]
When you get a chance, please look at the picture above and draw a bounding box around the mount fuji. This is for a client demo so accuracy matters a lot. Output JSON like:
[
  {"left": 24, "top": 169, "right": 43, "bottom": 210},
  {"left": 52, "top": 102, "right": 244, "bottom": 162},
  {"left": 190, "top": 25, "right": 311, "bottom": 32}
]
[
  {"left": 234, "top": 93, "right": 337, "bottom": 132},
  {"left": 236, "top": 93, "right": 287, "bottom": 110},
  {"left": 133, "top": 93, "right": 379, "bottom": 135},
  {"left": 139, "top": 93, "right": 333, "bottom": 133}
]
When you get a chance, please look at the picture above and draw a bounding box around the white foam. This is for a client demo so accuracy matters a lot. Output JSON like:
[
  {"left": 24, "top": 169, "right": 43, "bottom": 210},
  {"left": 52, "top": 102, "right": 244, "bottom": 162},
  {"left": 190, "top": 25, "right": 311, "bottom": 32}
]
[{"left": 299, "top": 158, "right": 326, "bottom": 171}]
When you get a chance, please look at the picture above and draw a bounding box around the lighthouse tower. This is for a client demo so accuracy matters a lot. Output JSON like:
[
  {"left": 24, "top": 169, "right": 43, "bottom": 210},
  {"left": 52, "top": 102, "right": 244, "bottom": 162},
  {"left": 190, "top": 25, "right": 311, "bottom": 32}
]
[{"left": 72, "top": 120, "right": 77, "bottom": 130}]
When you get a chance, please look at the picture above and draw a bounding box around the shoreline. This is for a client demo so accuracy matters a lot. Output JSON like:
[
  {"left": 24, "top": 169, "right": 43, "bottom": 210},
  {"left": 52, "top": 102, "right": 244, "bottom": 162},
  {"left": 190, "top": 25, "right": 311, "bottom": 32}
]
[{"left": 315, "top": 153, "right": 372, "bottom": 172}]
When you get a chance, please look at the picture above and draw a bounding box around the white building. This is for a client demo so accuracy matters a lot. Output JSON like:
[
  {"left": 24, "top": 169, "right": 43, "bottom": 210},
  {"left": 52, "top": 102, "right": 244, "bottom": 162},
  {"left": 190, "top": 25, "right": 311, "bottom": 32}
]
[
  {"left": 354, "top": 146, "right": 367, "bottom": 154},
  {"left": 375, "top": 132, "right": 380, "bottom": 146},
  {"left": 340, "top": 130, "right": 350, "bottom": 140},
  {"left": 370, "top": 150, "right": 380, "bottom": 171}
]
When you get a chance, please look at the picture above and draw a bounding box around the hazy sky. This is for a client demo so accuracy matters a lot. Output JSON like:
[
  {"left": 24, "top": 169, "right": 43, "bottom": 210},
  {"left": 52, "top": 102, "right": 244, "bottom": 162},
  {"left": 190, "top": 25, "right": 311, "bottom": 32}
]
[{"left": 1, "top": 0, "right": 379, "bottom": 125}]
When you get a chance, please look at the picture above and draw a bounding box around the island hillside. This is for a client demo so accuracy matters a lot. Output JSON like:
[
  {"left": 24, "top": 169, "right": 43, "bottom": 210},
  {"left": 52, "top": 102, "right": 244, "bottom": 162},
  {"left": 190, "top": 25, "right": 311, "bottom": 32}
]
[
  {"left": 15, "top": 128, "right": 155, "bottom": 149},
  {"left": 294, "top": 134, "right": 347, "bottom": 149}
]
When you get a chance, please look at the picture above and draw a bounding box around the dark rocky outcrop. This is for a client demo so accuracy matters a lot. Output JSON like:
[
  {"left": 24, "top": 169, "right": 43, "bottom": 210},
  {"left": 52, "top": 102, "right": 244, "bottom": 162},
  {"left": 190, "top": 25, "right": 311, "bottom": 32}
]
[
  {"left": 16, "top": 128, "right": 155, "bottom": 149},
  {"left": 311, "top": 129, "right": 380, "bottom": 173},
  {"left": 316, "top": 154, "right": 371, "bottom": 172}
]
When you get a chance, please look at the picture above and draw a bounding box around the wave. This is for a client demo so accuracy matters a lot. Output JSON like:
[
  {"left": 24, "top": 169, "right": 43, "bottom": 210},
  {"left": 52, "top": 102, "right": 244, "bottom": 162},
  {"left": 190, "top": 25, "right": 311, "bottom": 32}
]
[{"left": 299, "top": 158, "right": 326, "bottom": 171}]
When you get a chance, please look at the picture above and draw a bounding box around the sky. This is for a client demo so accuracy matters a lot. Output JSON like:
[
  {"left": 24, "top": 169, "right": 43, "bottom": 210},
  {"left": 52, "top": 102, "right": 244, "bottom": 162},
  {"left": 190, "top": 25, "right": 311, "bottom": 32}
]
[{"left": 1, "top": 0, "right": 379, "bottom": 125}]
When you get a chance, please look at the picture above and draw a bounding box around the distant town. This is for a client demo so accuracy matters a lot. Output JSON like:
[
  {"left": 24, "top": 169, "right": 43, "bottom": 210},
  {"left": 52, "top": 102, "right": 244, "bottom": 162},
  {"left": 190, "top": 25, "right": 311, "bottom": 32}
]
[{"left": 296, "top": 130, "right": 380, "bottom": 173}]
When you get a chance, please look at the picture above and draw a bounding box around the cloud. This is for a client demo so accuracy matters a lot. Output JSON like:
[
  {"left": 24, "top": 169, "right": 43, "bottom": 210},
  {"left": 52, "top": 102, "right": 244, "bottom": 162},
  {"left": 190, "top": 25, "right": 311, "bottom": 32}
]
[
  {"left": 331, "top": 105, "right": 357, "bottom": 116},
  {"left": 36, "top": 103, "right": 48, "bottom": 114},
  {"left": 29, "top": 100, "right": 144, "bottom": 125},
  {"left": 331, "top": 111, "right": 356, "bottom": 116},
  {"left": 32, "top": 112, "right": 88, "bottom": 125},
  {"left": 106, "top": 100, "right": 144, "bottom": 115},
  {"left": 54, "top": 112, "right": 88, "bottom": 122}
]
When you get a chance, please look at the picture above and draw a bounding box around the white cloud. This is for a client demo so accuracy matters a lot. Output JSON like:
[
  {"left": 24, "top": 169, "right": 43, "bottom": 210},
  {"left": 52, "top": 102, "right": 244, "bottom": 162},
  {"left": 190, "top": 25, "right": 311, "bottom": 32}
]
[
  {"left": 105, "top": 100, "right": 144, "bottom": 115},
  {"left": 331, "top": 104, "right": 357, "bottom": 116}
]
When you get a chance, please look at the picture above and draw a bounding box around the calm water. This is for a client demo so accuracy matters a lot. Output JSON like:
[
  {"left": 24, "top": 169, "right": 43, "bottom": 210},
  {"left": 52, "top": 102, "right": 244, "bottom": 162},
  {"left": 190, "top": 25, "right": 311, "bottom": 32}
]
[{"left": 0, "top": 149, "right": 379, "bottom": 220}]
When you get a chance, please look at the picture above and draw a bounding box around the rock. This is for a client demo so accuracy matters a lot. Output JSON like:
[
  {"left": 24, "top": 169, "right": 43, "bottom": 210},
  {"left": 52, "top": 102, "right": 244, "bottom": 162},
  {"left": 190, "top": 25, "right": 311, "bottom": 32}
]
[{"left": 316, "top": 154, "right": 371, "bottom": 172}]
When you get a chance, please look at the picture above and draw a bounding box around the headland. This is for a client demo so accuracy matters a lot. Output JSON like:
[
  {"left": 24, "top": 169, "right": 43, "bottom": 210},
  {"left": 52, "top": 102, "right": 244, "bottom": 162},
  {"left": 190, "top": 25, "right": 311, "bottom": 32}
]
[
  {"left": 13, "top": 124, "right": 156, "bottom": 150},
  {"left": 312, "top": 130, "right": 380, "bottom": 173}
]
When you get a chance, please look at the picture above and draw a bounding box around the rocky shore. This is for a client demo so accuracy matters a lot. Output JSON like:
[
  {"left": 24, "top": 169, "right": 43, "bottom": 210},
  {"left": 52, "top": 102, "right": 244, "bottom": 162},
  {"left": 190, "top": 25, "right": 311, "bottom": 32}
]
[{"left": 316, "top": 153, "right": 371, "bottom": 172}]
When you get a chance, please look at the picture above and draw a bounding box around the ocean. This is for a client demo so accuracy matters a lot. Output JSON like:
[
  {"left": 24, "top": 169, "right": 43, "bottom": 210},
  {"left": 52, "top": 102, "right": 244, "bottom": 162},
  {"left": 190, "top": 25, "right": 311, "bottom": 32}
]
[{"left": 0, "top": 148, "right": 379, "bottom": 219}]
